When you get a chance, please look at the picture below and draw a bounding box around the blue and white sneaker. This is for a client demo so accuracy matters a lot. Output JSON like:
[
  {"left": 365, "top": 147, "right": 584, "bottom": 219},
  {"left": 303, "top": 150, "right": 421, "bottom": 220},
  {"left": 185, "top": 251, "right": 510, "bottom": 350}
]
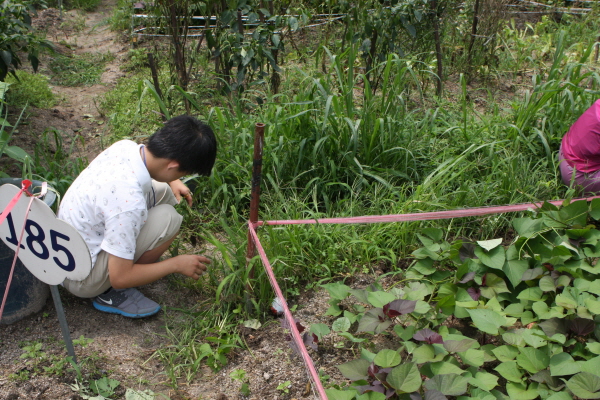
[{"left": 93, "top": 288, "right": 161, "bottom": 318}]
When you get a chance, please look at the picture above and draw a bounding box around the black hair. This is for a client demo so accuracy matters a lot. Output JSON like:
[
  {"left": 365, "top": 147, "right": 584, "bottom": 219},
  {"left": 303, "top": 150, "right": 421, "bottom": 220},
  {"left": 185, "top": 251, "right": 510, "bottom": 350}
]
[{"left": 146, "top": 115, "right": 217, "bottom": 176}]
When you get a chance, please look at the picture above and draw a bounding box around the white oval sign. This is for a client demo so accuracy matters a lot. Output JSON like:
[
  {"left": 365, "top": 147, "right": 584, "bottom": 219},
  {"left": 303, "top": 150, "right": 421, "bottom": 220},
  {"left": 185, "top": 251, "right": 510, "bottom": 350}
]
[{"left": 0, "top": 184, "right": 91, "bottom": 285}]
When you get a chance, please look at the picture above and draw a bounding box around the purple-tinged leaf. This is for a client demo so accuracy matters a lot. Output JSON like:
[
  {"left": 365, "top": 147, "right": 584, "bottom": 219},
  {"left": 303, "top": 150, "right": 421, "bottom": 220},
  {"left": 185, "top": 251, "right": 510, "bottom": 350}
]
[
  {"left": 538, "top": 318, "right": 567, "bottom": 337},
  {"left": 302, "top": 332, "right": 318, "bottom": 351},
  {"left": 569, "top": 237, "right": 586, "bottom": 248},
  {"left": 459, "top": 243, "right": 476, "bottom": 262},
  {"left": 443, "top": 338, "right": 476, "bottom": 353},
  {"left": 409, "top": 392, "right": 423, "bottom": 400},
  {"left": 368, "top": 363, "right": 379, "bottom": 378},
  {"left": 383, "top": 299, "right": 417, "bottom": 318},
  {"left": 357, "top": 309, "right": 393, "bottom": 334},
  {"left": 413, "top": 328, "right": 443, "bottom": 344},
  {"left": 521, "top": 267, "right": 545, "bottom": 281},
  {"left": 467, "top": 287, "right": 481, "bottom": 300},
  {"left": 424, "top": 389, "right": 448, "bottom": 400},
  {"left": 568, "top": 318, "right": 595, "bottom": 336},
  {"left": 296, "top": 321, "right": 306, "bottom": 334},
  {"left": 458, "top": 272, "right": 475, "bottom": 283}
]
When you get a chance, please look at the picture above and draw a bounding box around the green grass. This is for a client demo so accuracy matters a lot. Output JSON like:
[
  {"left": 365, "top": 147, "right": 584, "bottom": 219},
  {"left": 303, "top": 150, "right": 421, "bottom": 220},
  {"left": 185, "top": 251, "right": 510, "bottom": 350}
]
[
  {"left": 61, "top": 3, "right": 600, "bottom": 384},
  {"left": 48, "top": 52, "right": 115, "bottom": 87},
  {"left": 5, "top": 71, "right": 56, "bottom": 109}
]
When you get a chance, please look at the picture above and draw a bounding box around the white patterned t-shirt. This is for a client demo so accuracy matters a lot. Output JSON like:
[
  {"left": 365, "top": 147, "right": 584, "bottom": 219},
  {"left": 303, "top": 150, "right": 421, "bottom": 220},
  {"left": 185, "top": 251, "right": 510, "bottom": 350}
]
[{"left": 58, "top": 140, "right": 153, "bottom": 266}]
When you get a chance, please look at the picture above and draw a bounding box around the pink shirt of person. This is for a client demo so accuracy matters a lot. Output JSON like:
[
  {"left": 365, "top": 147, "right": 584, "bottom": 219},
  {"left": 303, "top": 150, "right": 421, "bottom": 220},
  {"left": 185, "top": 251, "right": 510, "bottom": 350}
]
[
  {"left": 562, "top": 99, "right": 600, "bottom": 173},
  {"left": 560, "top": 99, "right": 600, "bottom": 194}
]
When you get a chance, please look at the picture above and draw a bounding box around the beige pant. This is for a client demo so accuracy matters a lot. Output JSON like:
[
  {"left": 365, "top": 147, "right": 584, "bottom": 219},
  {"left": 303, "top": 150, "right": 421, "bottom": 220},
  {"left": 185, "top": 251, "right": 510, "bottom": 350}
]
[{"left": 63, "top": 182, "right": 182, "bottom": 298}]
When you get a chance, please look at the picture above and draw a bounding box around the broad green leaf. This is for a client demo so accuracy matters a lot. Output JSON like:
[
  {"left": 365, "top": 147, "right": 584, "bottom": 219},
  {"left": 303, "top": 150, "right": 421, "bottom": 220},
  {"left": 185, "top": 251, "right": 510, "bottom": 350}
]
[
  {"left": 357, "top": 392, "right": 385, "bottom": 400},
  {"left": 466, "top": 308, "right": 507, "bottom": 335},
  {"left": 443, "top": 339, "right": 476, "bottom": 353},
  {"left": 566, "top": 372, "right": 600, "bottom": 399},
  {"left": 325, "top": 388, "right": 358, "bottom": 400},
  {"left": 367, "top": 291, "right": 396, "bottom": 308},
  {"left": 518, "top": 287, "right": 544, "bottom": 301},
  {"left": 469, "top": 371, "right": 499, "bottom": 391},
  {"left": 458, "top": 348, "right": 485, "bottom": 367},
  {"left": 480, "top": 273, "right": 510, "bottom": 299},
  {"left": 495, "top": 361, "right": 523, "bottom": 382},
  {"left": 405, "top": 282, "right": 433, "bottom": 301},
  {"left": 492, "top": 345, "right": 519, "bottom": 362},
  {"left": 412, "top": 258, "right": 436, "bottom": 275},
  {"left": 581, "top": 356, "right": 600, "bottom": 375},
  {"left": 424, "top": 374, "right": 469, "bottom": 396},
  {"left": 521, "top": 329, "right": 547, "bottom": 348},
  {"left": 430, "top": 361, "right": 464, "bottom": 375},
  {"left": 532, "top": 302, "right": 564, "bottom": 319},
  {"left": 556, "top": 292, "right": 578, "bottom": 309},
  {"left": 505, "top": 382, "right": 540, "bottom": 400},
  {"left": 338, "top": 332, "right": 366, "bottom": 343},
  {"left": 374, "top": 349, "right": 401, "bottom": 368},
  {"left": 521, "top": 311, "right": 536, "bottom": 326},
  {"left": 560, "top": 200, "right": 589, "bottom": 226},
  {"left": 549, "top": 353, "right": 581, "bottom": 376},
  {"left": 586, "top": 298, "right": 600, "bottom": 315},
  {"left": 311, "top": 324, "right": 331, "bottom": 340},
  {"left": 503, "top": 260, "right": 530, "bottom": 288},
  {"left": 322, "top": 282, "right": 350, "bottom": 300},
  {"left": 513, "top": 217, "right": 545, "bottom": 237},
  {"left": 502, "top": 330, "right": 526, "bottom": 347},
  {"left": 516, "top": 347, "right": 549, "bottom": 373},
  {"left": 539, "top": 276, "right": 556, "bottom": 292},
  {"left": 546, "top": 392, "right": 575, "bottom": 400},
  {"left": 587, "top": 343, "right": 600, "bottom": 355},
  {"left": 504, "top": 303, "right": 524, "bottom": 317},
  {"left": 411, "top": 344, "right": 437, "bottom": 364},
  {"left": 337, "top": 359, "right": 370, "bottom": 381},
  {"left": 387, "top": 362, "right": 422, "bottom": 393},
  {"left": 590, "top": 198, "right": 600, "bottom": 220},
  {"left": 475, "top": 246, "right": 505, "bottom": 270},
  {"left": 477, "top": 238, "right": 503, "bottom": 251},
  {"left": 332, "top": 317, "right": 351, "bottom": 333}
]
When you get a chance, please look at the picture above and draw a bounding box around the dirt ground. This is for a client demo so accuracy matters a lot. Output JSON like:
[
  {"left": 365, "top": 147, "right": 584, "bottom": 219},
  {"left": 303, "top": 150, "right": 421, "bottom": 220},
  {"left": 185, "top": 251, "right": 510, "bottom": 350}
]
[{"left": 0, "top": 1, "right": 347, "bottom": 399}]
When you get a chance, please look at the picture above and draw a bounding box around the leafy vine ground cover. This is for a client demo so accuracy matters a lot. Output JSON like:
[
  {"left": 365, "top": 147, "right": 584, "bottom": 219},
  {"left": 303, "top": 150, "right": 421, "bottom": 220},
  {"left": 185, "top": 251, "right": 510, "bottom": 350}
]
[{"left": 311, "top": 199, "right": 600, "bottom": 399}]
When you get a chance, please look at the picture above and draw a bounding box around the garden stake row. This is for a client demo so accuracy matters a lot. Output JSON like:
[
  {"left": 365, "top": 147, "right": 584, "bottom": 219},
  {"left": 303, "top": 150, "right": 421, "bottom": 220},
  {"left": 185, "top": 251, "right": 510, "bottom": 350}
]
[{"left": 249, "top": 194, "right": 600, "bottom": 399}]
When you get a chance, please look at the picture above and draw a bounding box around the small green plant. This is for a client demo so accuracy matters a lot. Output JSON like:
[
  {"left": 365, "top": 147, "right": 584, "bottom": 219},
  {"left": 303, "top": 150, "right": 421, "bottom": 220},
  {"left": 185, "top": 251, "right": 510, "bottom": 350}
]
[
  {"left": 276, "top": 380, "right": 291, "bottom": 394},
  {"left": 72, "top": 335, "right": 94, "bottom": 347},
  {"left": 230, "top": 368, "right": 251, "bottom": 396},
  {"left": 19, "top": 341, "right": 45, "bottom": 359},
  {"left": 89, "top": 377, "right": 120, "bottom": 398}
]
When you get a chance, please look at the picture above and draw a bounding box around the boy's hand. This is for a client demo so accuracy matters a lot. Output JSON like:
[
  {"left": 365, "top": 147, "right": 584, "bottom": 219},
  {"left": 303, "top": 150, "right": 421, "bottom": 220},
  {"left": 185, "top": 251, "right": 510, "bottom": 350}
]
[
  {"left": 177, "top": 254, "right": 210, "bottom": 280},
  {"left": 169, "top": 179, "right": 193, "bottom": 206}
]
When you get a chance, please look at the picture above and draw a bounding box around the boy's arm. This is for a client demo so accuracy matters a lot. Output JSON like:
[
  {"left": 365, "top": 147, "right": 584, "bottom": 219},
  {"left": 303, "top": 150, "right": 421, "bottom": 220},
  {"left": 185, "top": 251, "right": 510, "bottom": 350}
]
[{"left": 107, "top": 253, "right": 209, "bottom": 289}]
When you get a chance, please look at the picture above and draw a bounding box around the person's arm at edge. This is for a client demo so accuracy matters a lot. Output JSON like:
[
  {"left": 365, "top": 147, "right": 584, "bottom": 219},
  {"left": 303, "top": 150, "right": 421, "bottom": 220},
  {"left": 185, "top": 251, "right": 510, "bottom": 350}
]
[{"left": 107, "top": 253, "right": 209, "bottom": 289}]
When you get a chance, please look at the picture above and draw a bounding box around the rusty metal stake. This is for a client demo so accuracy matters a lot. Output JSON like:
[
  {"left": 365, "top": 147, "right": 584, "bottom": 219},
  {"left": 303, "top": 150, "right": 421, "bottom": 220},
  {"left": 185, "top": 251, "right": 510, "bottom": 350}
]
[{"left": 245, "top": 123, "right": 265, "bottom": 293}]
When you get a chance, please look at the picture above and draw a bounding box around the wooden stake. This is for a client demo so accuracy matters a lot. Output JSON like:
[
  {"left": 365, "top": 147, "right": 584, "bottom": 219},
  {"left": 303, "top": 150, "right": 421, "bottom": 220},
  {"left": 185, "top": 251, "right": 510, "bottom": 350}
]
[{"left": 245, "top": 123, "right": 266, "bottom": 290}]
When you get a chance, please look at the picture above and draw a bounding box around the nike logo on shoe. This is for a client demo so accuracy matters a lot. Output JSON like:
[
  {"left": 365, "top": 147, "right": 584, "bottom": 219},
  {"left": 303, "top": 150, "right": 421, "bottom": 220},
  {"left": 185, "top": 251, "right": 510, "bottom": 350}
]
[{"left": 98, "top": 297, "right": 113, "bottom": 305}]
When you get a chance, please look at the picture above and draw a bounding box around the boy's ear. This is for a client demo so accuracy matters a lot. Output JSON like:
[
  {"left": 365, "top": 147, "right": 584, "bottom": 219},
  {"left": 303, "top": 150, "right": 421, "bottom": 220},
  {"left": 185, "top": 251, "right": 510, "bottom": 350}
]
[{"left": 167, "top": 160, "right": 180, "bottom": 170}]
